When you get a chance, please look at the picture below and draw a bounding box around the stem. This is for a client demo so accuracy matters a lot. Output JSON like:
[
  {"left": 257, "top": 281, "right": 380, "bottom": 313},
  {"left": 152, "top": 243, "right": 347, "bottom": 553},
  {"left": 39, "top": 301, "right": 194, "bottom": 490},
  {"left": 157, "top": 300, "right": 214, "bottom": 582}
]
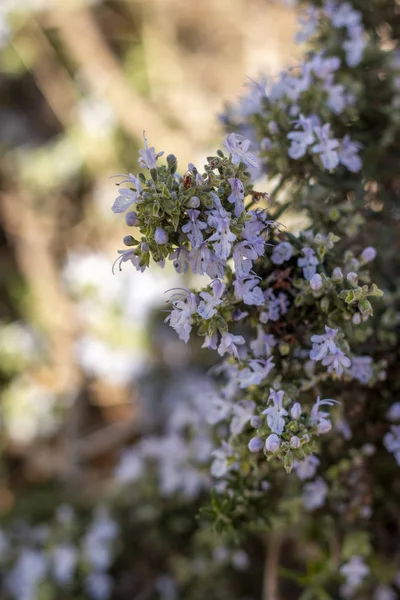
[{"left": 262, "top": 533, "right": 283, "bottom": 600}]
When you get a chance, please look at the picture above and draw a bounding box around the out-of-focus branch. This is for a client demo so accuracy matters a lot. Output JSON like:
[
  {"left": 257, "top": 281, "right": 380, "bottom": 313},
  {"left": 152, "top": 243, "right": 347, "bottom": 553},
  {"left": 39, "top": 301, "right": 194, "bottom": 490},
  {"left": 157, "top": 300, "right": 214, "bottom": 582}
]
[
  {"left": 0, "top": 190, "right": 80, "bottom": 393},
  {"left": 262, "top": 533, "right": 283, "bottom": 600},
  {"left": 12, "top": 19, "right": 78, "bottom": 130},
  {"left": 46, "top": 8, "right": 194, "bottom": 158}
]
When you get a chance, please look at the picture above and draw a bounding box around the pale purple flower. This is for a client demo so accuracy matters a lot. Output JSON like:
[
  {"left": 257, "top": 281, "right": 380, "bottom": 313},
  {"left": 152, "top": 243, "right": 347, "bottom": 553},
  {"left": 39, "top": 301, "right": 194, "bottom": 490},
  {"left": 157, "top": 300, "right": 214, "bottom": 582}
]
[
  {"left": 310, "top": 326, "right": 338, "bottom": 361},
  {"left": 237, "top": 357, "right": 275, "bottom": 388},
  {"left": 322, "top": 347, "right": 351, "bottom": 376},
  {"left": 262, "top": 389, "right": 288, "bottom": 435},
  {"left": 165, "top": 289, "right": 197, "bottom": 343},
  {"left": 231, "top": 400, "right": 255, "bottom": 435},
  {"left": 294, "top": 455, "right": 320, "bottom": 480},
  {"left": 154, "top": 227, "right": 168, "bottom": 245},
  {"left": 326, "top": 2, "right": 361, "bottom": 28},
  {"left": 225, "top": 133, "right": 259, "bottom": 169},
  {"left": 265, "top": 433, "right": 280, "bottom": 453},
  {"left": 384, "top": 425, "right": 400, "bottom": 466},
  {"left": 387, "top": 402, "right": 400, "bottom": 422},
  {"left": 311, "top": 123, "right": 339, "bottom": 169},
  {"left": 309, "top": 53, "right": 340, "bottom": 80},
  {"left": 138, "top": 131, "right": 164, "bottom": 169},
  {"left": 325, "top": 80, "right": 348, "bottom": 114},
  {"left": 232, "top": 241, "right": 258, "bottom": 277},
  {"left": 233, "top": 276, "right": 264, "bottom": 306},
  {"left": 296, "top": 7, "right": 319, "bottom": 43},
  {"left": 218, "top": 332, "right": 246, "bottom": 360},
  {"left": 202, "top": 332, "right": 219, "bottom": 350},
  {"left": 302, "top": 477, "right": 328, "bottom": 510},
  {"left": 112, "top": 249, "right": 145, "bottom": 273},
  {"left": 310, "top": 273, "right": 323, "bottom": 291},
  {"left": 198, "top": 279, "right": 225, "bottom": 319},
  {"left": 182, "top": 209, "right": 208, "bottom": 248},
  {"left": 298, "top": 247, "right": 319, "bottom": 280},
  {"left": 227, "top": 177, "right": 245, "bottom": 217},
  {"left": 248, "top": 436, "right": 264, "bottom": 453},
  {"left": 311, "top": 396, "right": 338, "bottom": 434},
  {"left": 208, "top": 209, "right": 237, "bottom": 260},
  {"left": 211, "top": 442, "right": 236, "bottom": 478},
  {"left": 51, "top": 544, "right": 77, "bottom": 585},
  {"left": 347, "top": 355, "right": 373, "bottom": 384},
  {"left": 169, "top": 247, "right": 189, "bottom": 274},
  {"left": 271, "top": 242, "right": 294, "bottom": 265},
  {"left": 288, "top": 115, "right": 315, "bottom": 159},
  {"left": 112, "top": 185, "right": 140, "bottom": 213},
  {"left": 250, "top": 326, "right": 276, "bottom": 358},
  {"left": 85, "top": 573, "right": 113, "bottom": 600},
  {"left": 338, "top": 135, "right": 363, "bottom": 171},
  {"left": 340, "top": 556, "right": 369, "bottom": 589},
  {"left": 344, "top": 25, "right": 367, "bottom": 67},
  {"left": 188, "top": 245, "right": 211, "bottom": 275},
  {"left": 206, "top": 251, "right": 226, "bottom": 279}
]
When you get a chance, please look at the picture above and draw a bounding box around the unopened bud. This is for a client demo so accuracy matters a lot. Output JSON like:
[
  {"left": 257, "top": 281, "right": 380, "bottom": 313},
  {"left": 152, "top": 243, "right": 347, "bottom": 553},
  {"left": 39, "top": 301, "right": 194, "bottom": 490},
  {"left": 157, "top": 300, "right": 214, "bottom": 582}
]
[
  {"left": 290, "top": 402, "right": 302, "bottom": 420},
  {"left": 290, "top": 436, "right": 301, "bottom": 449},
  {"left": 125, "top": 211, "right": 139, "bottom": 227},
  {"left": 166, "top": 154, "right": 177, "bottom": 173},
  {"left": 248, "top": 436, "right": 264, "bottom": 453},
  {"left": 250, "top": 416, "right": 262, "bottom": 428},
  {"left": 264, "top": 434, "right": 280, "bottom": 453},
  {"left": 310, "top": 273, "right": 323, "bottom": 291},
  {"left": 347, "top": 272, "right": 358, "bottom": 286},
  {"left": 154, "top": 227, "right": 168, "bottom": 245},
  {"left": 123, "top": 235, "right": 135, "bottom": 246},
  {"left": 331, "top": 267, "right": 343, "bottom": 282},
  {"left": 361, "top": 246, "right": 376, "bottom": 263}
]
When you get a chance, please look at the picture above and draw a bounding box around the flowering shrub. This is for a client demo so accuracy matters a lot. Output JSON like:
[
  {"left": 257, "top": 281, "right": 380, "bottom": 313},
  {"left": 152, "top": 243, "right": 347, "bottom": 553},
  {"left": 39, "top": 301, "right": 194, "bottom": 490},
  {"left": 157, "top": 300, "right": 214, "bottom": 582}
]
[{"left": 111, "top": 0, "right": 400, "bottom": 597}]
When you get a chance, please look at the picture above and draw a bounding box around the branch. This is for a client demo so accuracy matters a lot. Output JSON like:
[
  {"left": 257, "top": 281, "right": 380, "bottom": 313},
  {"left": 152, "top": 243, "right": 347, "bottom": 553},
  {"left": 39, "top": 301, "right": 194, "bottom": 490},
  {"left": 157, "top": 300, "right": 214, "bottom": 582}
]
[{"left": 262, "top": 533, "right": 283, "bottom": 600}]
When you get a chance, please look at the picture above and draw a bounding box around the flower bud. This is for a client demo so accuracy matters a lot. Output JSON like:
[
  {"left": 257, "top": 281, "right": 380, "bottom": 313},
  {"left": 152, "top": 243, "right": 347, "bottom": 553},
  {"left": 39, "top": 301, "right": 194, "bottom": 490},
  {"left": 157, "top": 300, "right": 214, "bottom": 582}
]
[
  {"left": 331, "top": 267, "right": 343, "bottom": 282},
  {"left": 188, "top": 196, "right": 200, "bottom": 208},
  {"left": 290, "top": 402, "right": 302, "bottom": 420},
  {"left": 125, "top": 211, "right": 139, "bottom": 227},
  {"left": 352, "top": 313, "right": 361, "bottom": 325},
  {"left": 347, "top": 272, "right": 358, "bottom": 286},
  {"left": 123, "top": 235, "right": 135, "bottom": 246},
  {"left": 250, "top": 416, "right": 262, "bottom": 428},
  {"left": 290, "top": 436, "right": 301, "bottom": 449},
  {"left": 166, "top": 153, "right": 177, "bottom": 173},
  {"left": 361, "top": 246, "right": 376, "bottom": 263},
  {"left": 310, "top": 273, "right": 323, "bottom": 291},
  {"left": 317, "top": 420, "right": 332, "bottom": 435},
  {"left": 154, "top": 227, "right": 168, "bottom": 245},
  {"left": 264, "top": 434, "right": 280, "bottom": 453},
  {"left": 248, "top": 436, "right": 264, "bottom": 453}
]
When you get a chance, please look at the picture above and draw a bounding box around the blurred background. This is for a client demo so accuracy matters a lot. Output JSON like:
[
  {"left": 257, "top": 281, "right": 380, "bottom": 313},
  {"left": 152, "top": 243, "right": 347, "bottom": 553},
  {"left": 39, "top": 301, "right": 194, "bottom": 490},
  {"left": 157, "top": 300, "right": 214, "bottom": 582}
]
[{"left": 0, "top": 1, "right": 299, "bottom": 598}]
